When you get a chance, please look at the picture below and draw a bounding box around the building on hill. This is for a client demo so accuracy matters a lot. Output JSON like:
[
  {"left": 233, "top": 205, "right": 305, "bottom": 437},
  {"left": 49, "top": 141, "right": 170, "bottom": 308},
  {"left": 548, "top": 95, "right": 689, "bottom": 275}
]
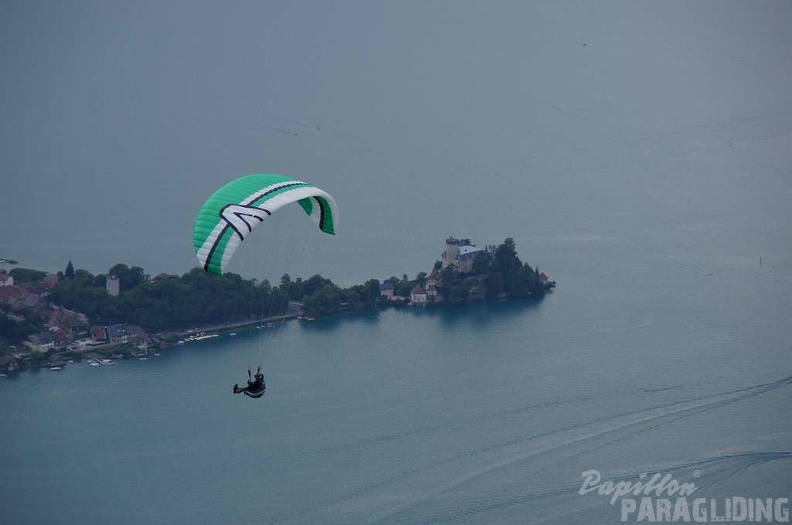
[
  {"left": 426, "top": 270, "right": 441, "bottom": 288},
  {"left": 0, "top": 271, "right": 13, "bottom": 287},
  {"left": 106, "top": 275, "right": 120, "bottom": 296},
  {"left": 441, "top": 236, "right": 483, "bottom": 274},
  {"left": 426, "top": 285, "right": 438, "bottom": 302},
  {"left": 106, "top": 324, "right": 130, "bottom": 344},
  {"left": 27, "top": 332, "right": 55, "bottom": 353},
  {"left": 410, "top": 285, "right": 428, "bottom": 305},
  {"left": 92, "top": 323, "right": 151, "bottom": 347},
  {"left": 379, "top": 282, "right": 394, "bottom": 299},
  {"left": 91, "top": 325, "right": 108, "bottom": 342}
]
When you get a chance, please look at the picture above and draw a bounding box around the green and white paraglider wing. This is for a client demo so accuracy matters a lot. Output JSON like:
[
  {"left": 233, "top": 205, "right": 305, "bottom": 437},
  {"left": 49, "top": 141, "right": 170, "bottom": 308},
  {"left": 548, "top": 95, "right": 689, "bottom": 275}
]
[{"left": 193, "top": 174, "right": 338, "bottom": 275}]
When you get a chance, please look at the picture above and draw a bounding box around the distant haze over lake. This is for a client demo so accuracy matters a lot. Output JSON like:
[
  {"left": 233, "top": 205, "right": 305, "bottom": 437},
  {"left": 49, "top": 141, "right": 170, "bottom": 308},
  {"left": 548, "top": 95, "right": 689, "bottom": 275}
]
[{"left": 2, "top": 1, "right": 790, "bottom": 287}]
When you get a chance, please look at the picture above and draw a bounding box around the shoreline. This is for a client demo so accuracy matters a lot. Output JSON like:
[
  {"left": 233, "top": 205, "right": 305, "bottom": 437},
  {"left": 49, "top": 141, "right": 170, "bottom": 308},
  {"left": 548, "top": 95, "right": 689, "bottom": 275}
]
[
  {"left": 165, "top": 313, "right": 297, "bottom": 339},
  {"left": 2, "top": 311, "right": 304, "bottom": 374},
  {"left": 2, "top": 293, "right": 548, "bottom": 374}
]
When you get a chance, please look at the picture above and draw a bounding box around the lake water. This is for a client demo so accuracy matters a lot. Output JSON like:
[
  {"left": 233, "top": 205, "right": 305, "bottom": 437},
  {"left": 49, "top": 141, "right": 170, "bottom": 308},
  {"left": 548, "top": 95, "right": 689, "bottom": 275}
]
[{"left": 2, "top": 232, "right": 790, "bottom": 524}]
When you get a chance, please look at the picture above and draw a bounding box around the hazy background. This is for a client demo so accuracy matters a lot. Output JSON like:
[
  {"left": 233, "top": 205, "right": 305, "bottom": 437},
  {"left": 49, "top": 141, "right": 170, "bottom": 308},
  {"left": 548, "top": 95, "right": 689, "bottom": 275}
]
[{"left": 2, "top": 1, "right": 791, "bottom": 286}]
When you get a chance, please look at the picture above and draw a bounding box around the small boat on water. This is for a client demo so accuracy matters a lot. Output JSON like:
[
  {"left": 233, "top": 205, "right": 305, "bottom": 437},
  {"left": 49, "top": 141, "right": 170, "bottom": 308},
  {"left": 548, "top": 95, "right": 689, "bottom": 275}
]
[
  {"left": 49, "top": 366, "right": 63, "bottom": 371},
  {"left": 184, "top": 332, "right": 219, "bottom": 342}
]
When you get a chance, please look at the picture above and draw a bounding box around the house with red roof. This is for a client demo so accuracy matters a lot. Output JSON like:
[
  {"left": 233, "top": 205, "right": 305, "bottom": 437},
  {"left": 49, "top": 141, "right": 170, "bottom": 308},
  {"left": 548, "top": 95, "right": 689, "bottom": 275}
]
[{"left": 410, "top": 285, "right": 428, "bottom": 305}]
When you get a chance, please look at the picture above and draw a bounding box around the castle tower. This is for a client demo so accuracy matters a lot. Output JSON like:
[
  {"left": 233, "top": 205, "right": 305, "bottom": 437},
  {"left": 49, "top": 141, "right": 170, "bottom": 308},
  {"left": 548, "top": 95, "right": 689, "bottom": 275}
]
[
  {"left": 106, "top": 275, "right": 120, "bottom": 297},
  {"left": 442, "top": 237, "right": 460, "bottom": 268}
]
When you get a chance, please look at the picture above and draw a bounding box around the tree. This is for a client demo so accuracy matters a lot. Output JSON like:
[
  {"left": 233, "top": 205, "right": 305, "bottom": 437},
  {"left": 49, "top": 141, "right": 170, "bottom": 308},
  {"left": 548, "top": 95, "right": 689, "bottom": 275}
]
[
  {"left": 492, "top": 238, "right": 521, "bottom": 295},
  {"left": 74, "top": 269, "right": 93, "bottom": 283},
  {"left": 108, "top": 263, "right": 145, "bottom": 291},
  {"left": 0, "top": 306, "right": 42, "bottom": 345},
  {"left": 472, "top": 250, "right": 492, "bottom": 275},
  {"left": 361, "top": 279, "right": 381, "bottom": 304},
  {"left": 485, "top": 271, "right": 504, "bottom": 300},
  {"left": 302, "top": 283, "right": 344, "bottom": 317},
  {"left": 302, "top": 274, "right": 330, "bottom": 298},
  {"left": 65, "top": 261, "right": 75, "bottom": 280},
  {"left": 452, "top": 279, "right": 473, "bottom": 304},
  {"left": 394, "top": 279, "right": 413, "bottom": 298},
  {"left": 8, "top": 268, "right": 47, "bottom": 285},
  {"left": 439, "top": 264, "right": 457, "bottom": 301}
]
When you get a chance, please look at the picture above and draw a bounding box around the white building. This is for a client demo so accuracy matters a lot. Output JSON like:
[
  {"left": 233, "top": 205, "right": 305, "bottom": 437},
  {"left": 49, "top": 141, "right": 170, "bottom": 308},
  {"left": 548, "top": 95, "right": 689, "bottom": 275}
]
[
  {"left": 410, "top": 285, "right": 428, "bottom": 305},
  {"left": 441, "top": 237, "right": 483, "bottom": 274},
  {"left": 28, "top": 333, "right": 55, "bottom": 353},
  {"left": 0, "top": 271, "right": 13, "bottom": 287},
  {"left": 106, "top": 275, "right": 120, "bottom": 297}
]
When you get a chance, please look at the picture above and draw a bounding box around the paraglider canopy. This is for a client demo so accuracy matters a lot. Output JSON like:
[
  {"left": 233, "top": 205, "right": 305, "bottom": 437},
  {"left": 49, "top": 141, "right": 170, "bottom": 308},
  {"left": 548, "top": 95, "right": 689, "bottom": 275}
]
[{"left": 193, "top": 174, "right": 339, "bottom": 275}]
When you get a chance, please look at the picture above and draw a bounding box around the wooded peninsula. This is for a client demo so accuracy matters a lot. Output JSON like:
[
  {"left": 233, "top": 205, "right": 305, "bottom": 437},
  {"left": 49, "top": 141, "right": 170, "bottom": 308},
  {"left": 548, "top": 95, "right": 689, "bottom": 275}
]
[{"left": 0, "top": 238, "right": 555, "bottom": 370}]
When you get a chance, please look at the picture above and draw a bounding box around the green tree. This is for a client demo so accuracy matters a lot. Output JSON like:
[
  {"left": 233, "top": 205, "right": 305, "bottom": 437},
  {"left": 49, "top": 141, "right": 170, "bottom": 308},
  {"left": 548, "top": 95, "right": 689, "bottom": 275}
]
[
  {"left": 74, "top": 269, "right": 93, "bottom": 283},
  {"left": 472, "top": 250, "right": 492, "bottom": 275},
  {"left": 8, "top": 268, "right": 47, "bottom": 285},
  {"left": 0, "top": 306, "right": 42, "bottom": 345},
  {"left": 452, "top": 279, "right": 473, "bottom": 304},
  {"left": 108, "top": 263, "right": 145, "bottom": 291},
  {"left": 485, "top": 271, "right": 504, "bottom": 300},
  {"left": 394, "top": 278, "right": 414, "bottom": 298},
  {"left": 65, "top": 261, "right": 75, "bottom": 280},
  {"left": 302, "top": 283, "right": 343, "bottom": 317},
  {"left": 439, "top": 264, "right": 457, "bottom": 301},
  {"left": 351, "top": 279, "right": 381, "bottom": 305},
  {"left": 492, "top": 238, "right": 521, "bottom": 295},
  {"left": 301, "top": 274, "right": 331, "bottom": 298}
]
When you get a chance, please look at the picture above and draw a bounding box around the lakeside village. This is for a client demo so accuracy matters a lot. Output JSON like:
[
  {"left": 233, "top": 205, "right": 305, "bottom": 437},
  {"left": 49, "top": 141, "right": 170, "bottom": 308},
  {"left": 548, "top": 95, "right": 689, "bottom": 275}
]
[{"left": 0, "top": 236, "right": 555, "bottom": 373}]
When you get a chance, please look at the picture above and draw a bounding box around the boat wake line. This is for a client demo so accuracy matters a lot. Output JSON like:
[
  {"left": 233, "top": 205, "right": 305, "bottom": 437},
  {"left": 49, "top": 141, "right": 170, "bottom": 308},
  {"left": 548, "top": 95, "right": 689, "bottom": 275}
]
[{"left": 265, "top": 376, "right": 792, "bottom": 525}]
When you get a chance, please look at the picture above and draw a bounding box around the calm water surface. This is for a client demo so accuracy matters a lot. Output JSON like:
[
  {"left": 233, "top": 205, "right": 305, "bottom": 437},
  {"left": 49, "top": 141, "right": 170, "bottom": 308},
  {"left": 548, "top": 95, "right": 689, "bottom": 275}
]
[{"left": 2, "top": 238, "right": 790, "bottom": 523}]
